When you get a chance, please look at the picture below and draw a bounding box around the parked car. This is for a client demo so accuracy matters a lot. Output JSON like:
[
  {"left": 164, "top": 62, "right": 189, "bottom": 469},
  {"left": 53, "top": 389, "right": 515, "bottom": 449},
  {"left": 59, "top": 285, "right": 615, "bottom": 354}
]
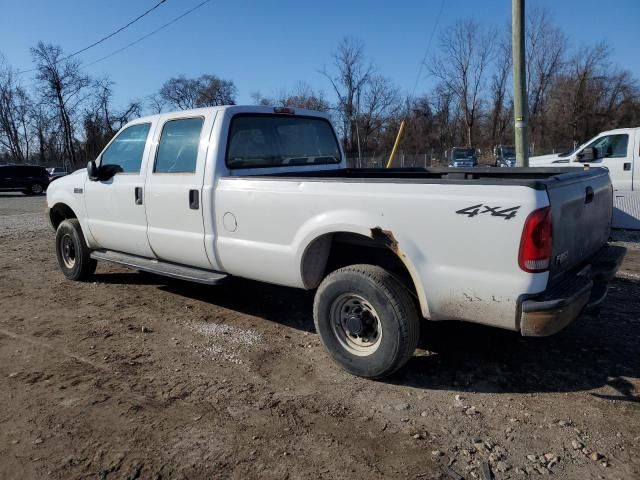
[
  {"left": 0, "top": 165, "right": 49, "bottom": 195},
  {"left": 447, "top": 147, "right": 478, "bottom": 167},
  {"left": 494, "top": 145, "right": 516, "bottom": 167},
  {"left": 530, "top": 127, "right": 640, "bottom": 229},
  {"left": 46, "top": 105, "right": 624, "bottom": 379},
  {"left": 46, "top": 167, "right": 70, "bottom": 183}
]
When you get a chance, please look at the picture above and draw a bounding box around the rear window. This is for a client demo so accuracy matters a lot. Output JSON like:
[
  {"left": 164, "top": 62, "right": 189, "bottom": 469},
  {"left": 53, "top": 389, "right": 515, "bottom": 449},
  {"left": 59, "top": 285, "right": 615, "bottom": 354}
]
[{"left": 226, "top": 114, "right": 341, "bottom": 169}]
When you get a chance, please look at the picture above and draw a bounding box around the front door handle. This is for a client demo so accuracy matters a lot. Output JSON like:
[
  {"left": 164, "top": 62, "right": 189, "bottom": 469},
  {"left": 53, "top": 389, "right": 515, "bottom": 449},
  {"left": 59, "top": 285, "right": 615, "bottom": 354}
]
[
  {"left": 189, "top": 189, "right": 199, "bottom": 210},
  {"left": 624, "top": 162, "right": 631, "bottom": 171},
  {"left": 134, "top": 186, "right": 143, "bottom": 205}
]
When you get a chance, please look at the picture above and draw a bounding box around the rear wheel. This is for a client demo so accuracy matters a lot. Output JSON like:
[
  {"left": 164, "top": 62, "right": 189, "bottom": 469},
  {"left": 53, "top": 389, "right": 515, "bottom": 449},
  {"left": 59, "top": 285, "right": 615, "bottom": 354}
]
[
  {"left": 24, "top": 183, "right": 45, "bottom": 195},
  {"left": 55, "top": 219, "right": 97, "bottom": 281},
  {"left": 313, "top": 264, "right": 420, "bottom": 379}
]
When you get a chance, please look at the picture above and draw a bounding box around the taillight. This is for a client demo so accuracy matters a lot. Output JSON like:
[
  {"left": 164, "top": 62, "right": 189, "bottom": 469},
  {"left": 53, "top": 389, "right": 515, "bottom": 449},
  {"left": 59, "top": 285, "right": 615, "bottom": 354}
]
[
  {"left": 519, "top": 207, "right": 552, "bottom": 273},
  {"left": 274, "top": 107, "right": 295, "bottom": 114}
]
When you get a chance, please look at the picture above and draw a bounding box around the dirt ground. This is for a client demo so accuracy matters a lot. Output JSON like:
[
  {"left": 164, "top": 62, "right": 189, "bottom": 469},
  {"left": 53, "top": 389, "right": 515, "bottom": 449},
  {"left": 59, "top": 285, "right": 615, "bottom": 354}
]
[{"left": 1, "top": 193, "right": 639, "bottom": 480}]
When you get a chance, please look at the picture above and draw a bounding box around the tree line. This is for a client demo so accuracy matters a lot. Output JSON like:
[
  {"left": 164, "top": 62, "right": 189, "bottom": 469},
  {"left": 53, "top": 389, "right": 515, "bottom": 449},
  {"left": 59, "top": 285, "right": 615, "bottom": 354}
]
[{"left": 1, "top": 8, "right": 639, "bottom": 168}]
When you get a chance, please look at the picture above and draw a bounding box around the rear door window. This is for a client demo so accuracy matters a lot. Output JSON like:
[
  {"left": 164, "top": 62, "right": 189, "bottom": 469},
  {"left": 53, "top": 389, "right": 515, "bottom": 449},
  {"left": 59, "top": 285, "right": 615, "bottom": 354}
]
[
  {"left": 226, "top": 114, "right": 341, "bottom": 169},
  {"left": 154, "top": 118, "right": 204, "bottom": 174}
]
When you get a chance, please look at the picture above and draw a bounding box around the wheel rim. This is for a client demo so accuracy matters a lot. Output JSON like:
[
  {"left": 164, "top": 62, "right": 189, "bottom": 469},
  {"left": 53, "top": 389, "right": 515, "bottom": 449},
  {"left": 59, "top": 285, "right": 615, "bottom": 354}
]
[
  {"left": 31, "top": 184, "right": 43, "bottom": 194},
  {"left": 330, "top": 293, "right": 382, "bottom": 356},
  {"left": 60, "top": 234, "right": 76, "bottom": 269}
]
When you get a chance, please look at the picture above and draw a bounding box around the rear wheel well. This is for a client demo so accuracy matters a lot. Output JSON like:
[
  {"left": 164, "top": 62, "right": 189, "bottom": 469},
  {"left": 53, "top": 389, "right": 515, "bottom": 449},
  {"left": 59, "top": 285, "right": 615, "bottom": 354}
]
[
  {"left": 301, "top": 232, "right": 418, "bottom": 300},
  {"left": 49, "top": 203, "right": 77, "bottom": 230}
]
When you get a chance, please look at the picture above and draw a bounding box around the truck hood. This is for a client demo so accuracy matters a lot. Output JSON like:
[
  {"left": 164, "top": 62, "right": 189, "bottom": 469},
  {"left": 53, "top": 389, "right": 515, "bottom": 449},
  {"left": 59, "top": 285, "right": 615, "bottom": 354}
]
[{"left": 529, "top": 154, "right": 566, "bottom": 166}]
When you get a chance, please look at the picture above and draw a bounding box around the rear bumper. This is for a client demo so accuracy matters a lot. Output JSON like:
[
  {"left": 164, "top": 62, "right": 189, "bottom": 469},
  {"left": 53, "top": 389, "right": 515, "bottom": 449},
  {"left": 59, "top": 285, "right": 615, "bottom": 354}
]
[{"left": 519, "top": 245, "right": 626, "bottom": 336}]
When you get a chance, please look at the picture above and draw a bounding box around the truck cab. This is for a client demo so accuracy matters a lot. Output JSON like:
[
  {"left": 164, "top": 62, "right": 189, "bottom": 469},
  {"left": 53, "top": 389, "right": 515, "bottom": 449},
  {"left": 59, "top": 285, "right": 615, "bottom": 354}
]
[{"left": 530, "top": 128, "right": 640, "bottom": 228}]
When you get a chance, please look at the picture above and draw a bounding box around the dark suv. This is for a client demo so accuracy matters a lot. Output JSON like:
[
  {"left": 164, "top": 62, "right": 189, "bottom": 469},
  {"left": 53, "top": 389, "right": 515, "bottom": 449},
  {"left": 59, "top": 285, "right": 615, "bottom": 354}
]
[{"left": 0, "top": 165, "right": 50, "bottom": 195}]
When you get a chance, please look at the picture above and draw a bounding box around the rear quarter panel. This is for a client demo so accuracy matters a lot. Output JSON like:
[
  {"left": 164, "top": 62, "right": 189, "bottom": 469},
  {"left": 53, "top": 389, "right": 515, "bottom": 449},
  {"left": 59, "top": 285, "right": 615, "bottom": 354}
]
[{"left": 213, "top": 178, "right": 549, "bottom": 330}]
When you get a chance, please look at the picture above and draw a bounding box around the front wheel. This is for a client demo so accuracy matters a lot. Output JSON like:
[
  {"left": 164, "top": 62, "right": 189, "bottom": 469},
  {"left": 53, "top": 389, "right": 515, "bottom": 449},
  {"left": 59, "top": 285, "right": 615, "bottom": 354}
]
[
  {"left": 55, "top": 219, "right": 97, "bottom": 281},
  {"left": 313, "top": 264, "right": 420, "bottom": 379}
]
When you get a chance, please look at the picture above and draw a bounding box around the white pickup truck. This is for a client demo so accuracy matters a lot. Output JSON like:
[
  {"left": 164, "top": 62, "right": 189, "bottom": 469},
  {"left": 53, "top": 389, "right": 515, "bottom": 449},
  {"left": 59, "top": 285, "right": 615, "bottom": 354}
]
[
  {"left": 530, "top": 127, "right": 640, "bottom": 229},
  {"left": 47, "top": 106, "right": 625, "bottom": 378}
]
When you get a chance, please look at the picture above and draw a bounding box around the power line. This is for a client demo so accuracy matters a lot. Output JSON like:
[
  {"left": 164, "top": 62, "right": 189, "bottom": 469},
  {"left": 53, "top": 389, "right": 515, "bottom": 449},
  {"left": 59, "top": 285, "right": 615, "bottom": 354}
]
[
  {"left": 67, "top": 0, "right": 168, "bottom": 59},
  {"left": 84, "top": 0, "right": 213, "bottom": 69},
  {"left": 410, "top": 0, "right": 446, "bottom": 99},
  {"left": 17, "top": 0, "right": 169, "bottom": 74}
]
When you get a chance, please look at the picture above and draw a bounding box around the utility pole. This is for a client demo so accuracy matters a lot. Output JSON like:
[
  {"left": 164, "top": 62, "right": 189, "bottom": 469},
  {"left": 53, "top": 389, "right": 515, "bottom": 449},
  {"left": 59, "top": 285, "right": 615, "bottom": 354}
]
[{"left": 512, "top": 0, "right": 529, "bottom": 166}]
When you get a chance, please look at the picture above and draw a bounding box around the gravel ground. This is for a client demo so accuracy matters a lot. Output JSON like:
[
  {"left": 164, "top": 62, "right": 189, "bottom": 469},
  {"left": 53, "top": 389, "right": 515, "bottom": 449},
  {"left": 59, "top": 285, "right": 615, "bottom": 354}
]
[{"left": 0, "top": 194, "right": 639, "bottom": 480}]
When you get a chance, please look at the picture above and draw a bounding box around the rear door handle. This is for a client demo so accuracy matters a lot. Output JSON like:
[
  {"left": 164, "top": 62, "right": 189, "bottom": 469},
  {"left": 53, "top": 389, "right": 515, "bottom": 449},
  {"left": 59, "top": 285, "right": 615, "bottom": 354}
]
[
  {"left": 134, "top": 186, "right": 143, "bottom": 205},
  {"left": 624, "top": 162, "right": 631, "bottom": 171},
  {"left": 189, "top": 189, "right": 199, "bottom": 210}
]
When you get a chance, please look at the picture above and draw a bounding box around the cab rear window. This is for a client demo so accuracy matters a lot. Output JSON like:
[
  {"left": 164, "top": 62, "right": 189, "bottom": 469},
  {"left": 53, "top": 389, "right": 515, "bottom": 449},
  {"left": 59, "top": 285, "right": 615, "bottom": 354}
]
[{"left": 226, "top": 114, "right": 341, "bottom": 169}]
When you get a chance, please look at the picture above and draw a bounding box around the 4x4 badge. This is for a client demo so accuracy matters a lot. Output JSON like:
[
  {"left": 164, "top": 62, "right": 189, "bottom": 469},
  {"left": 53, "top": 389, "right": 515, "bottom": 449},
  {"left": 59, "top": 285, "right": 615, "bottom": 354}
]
[{"left": 456, "top": 204, "right": 521, "bottom": 220}]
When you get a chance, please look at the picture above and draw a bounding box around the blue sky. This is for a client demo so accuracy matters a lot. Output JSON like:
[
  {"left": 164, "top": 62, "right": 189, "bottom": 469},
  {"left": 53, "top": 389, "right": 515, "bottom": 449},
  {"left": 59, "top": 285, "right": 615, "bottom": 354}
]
[{"left": 1, "top": 0, "right": 639, "bottom": 110}]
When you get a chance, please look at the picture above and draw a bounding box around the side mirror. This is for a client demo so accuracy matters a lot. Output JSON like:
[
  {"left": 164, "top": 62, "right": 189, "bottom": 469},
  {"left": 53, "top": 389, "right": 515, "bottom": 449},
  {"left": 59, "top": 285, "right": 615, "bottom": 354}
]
[
  {"left": 577, "top": 147, "right": 597, "bottom": 162},
  {"left": 87, "top": 160, "right": 99, "bottom": 181}
]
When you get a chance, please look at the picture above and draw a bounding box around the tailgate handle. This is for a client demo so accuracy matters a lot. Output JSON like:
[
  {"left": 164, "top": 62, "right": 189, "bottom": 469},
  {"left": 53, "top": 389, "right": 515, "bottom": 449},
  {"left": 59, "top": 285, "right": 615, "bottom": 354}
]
[{"left": 585, "top": 186, "right": 594, "bottom": 204}]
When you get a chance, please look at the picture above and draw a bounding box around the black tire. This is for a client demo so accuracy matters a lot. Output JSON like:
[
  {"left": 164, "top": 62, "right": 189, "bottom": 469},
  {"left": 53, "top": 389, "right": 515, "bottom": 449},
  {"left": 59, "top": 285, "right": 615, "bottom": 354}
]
[
  {"left": 55, "top": 219, "right": 97, "bottom": 281},
  {"left": 313, "top": 264, "right": 420, "bottom": 379},
  {"left": 24, "top": 183, "right": 45, "bottom": 195}
]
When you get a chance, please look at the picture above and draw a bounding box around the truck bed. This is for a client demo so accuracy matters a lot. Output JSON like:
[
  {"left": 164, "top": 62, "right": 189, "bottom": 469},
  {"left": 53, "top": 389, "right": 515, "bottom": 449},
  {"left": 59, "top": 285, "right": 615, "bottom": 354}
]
[
  {"left": 225, "top": 164, "right": 613, "bottom": 297},
  {"left": 251, "top": 166, "right": 608, "bottom": 190}
]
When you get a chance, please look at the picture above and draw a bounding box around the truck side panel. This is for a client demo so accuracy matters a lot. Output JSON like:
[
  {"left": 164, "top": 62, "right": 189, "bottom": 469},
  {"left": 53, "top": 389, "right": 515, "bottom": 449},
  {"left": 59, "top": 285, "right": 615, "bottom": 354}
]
[{"left": 213, "top": 178, "right": 548, "bottom": 330}]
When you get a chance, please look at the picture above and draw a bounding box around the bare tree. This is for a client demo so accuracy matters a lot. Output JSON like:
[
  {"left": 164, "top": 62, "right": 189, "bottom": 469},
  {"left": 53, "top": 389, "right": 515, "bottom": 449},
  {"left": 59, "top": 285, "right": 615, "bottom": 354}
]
[
  {"left": 250, "top": 91, "right": 272, "bottom": 106},
  {"left": 430, "top": 84, "right": 462, "bottom": 151},
  {"left": 526, "top": 8, "right": 567, "bottom": 145},
  {"left": 83, "top": 77, "right": 142, "bottom": 160},
  {"left": 321, "top": 37, "right": 373, "bottom": 157},
  {"left": 252, "top": 82, "right": 330, "bottom": 111},
  {"left": 429, "top": 19, "right": 496, "bottom": 146},
  {"left": 0, "top": 56, "right": 33, "bottom": 163},
  {"left": 567, "top": 42, "right": 613, "bottom": 142},
  {"left": 488, "top": 27, "right": 512, "bottom": 146},
  {"left": 196, "top": 74, "right": 237, "bottom": 106},
  {"left": 31, "top": 42, "right": 91, "bottom": 169},
  {"left": 358, "top": 75, "right": 400, "bottom": 150},
  {"left": 159, "top": 74, "right": 236, "bottom": 110},
  {"left": 30, "top": 102, "right": 57, "bottom": 164},
  {"left": 321, "top": 37, "right": 401, "bottom": 158},
  {"left": 146, "top": 93, "right": 166, "bottom": 114}
]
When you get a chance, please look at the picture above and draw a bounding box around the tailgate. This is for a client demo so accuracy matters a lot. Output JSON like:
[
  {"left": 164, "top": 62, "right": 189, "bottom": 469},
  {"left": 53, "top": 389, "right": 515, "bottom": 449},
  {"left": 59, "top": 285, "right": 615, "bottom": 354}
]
[{"left": 546, "top": 168, "right": 612, "bottom": 282}]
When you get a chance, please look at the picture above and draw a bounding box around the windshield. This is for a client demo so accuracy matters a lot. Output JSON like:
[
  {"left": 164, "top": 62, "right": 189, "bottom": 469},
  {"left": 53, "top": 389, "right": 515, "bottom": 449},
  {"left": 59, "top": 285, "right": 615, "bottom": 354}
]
[
  {"left": 453, "top": 149, "right": 475, "bottom": 159},
  {"left": 501, "top": 147, "right": 515, "bottom": 157},
  {"left": 226, "top": 114, "right": 341, "bottom": 169}
]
